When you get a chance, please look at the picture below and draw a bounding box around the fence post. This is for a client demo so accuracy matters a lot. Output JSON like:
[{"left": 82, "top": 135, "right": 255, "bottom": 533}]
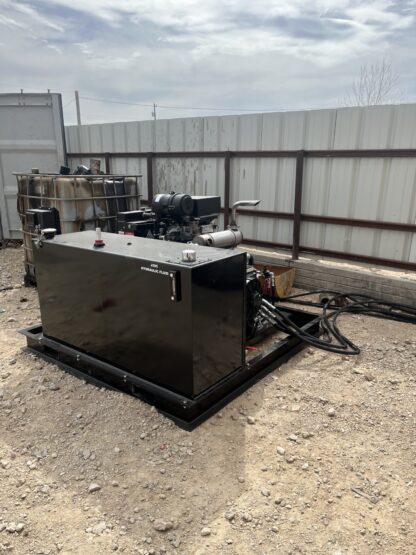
[
  {"left": 146, "top": 153, "right": 154, "bottom": 202},
  {"left": 292, "top": 150, "right": 305, "bottom": 260},
  {"left": 104, "top": 152, "right": 111, "bottom": 174},
  {"left": 224, "top": 151, "right": 231, "bottom": 229}
]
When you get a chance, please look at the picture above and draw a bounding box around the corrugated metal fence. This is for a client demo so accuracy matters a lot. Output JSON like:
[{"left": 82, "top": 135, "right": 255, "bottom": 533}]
[{"left": 65, "top": 104, "right": 416, "bottom": 269}]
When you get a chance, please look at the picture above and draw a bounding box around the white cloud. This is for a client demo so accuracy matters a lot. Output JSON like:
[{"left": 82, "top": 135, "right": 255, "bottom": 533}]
[
  {"left": 30, "top": 0, "right": 415, "bottom": 65},
  {"left": 0, "top": 0, "right": 414, "bottom": 125},
  {"left": 12, "top": 2, "right": 64, "bottom": 32},
  {"left": 0, "top": 14, "right": 28, "bottom": 29}
]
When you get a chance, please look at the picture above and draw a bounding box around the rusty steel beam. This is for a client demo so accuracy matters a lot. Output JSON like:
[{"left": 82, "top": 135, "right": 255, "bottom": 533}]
[
  {"left": 304, "top": 149, "right": 416, "bottom": 158},
  {"left": 68, "top": 148, "right": 416, "bottom": 160},
  {"left": 223, "top": 152, "right": 231, "bottom": 229},
  {"left": 68, "top": 152, "right": 110, "bottom": 158},
  {"left": 104, "top": 152, "right": 111, "bottom": 174},
  {"left": 146, "top": 153, "right": 154, "bottom": 201},
  {"left": 68, "top": 151, "right": 225, "bottom": 159},
  {"left": 234, "top": 209, "right": 416, "bottom": 233},
  {"left": 243, "top": 238, "right": 416, "bottom": 271},
  {"left": 292, "top": 151, "right": 305, "bottom": 260}
]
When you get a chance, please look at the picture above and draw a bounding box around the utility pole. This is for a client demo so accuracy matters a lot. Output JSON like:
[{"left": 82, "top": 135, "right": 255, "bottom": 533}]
[
  {"left": 75, "top": 90, "right": 81, "bottom": 125},
  {"left": 152, "top": 102, "right": 157, "bottom": 121}
]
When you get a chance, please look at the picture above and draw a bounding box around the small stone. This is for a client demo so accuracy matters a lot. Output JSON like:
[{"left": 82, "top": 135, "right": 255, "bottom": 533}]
[
  {"left": 247, "top": 416, "right": 255, "bottom": 425},
  {"left": 92, "top": 521, "right": 107, "bottom": 535},
  {"left": 48, "top": 383, "right": 60, "bottom": 391},
  {"left": 276, "top": 446, "right": 285, "bottom": 456},
  {"left": 7, "top": 522, "right": 24, "bottom": 533},
  {"left": 302, "top": 463, "right": 309, "bottom": 470},
  {"left": 364, "top": 373, "right": 375, "bottom": 382},
  {"left": 288, "top": 434, "right": 298, "bottom": 442},
  {"left": 327, "top": 408, "right": 336, "bottom": 417},
  {"left": 224, "top": 511, "right": 235, "bottom": 521},
  {"left": 261, "top": 488, "right": 270, "bottom": 497},
  {"left": 114, "top": 447, "right": 121, "bottom": 454},
  {"left": 352, "top": 368, "right": 363, "bottom": 375},
  {"left": 285, "top": 455, "right": 295, "bottom": 464},
  {"left": 274, "top": 497, "right": 283, "bottom": 505},
  {"left": 301, "top": 431, "right": 313, "bottom": 439},
  {"left": 153, "top": 519, "right": 173, "bottom": 532},
  {"left": 9, "top": 359, "right": 16, "bottom": 365},
  {"left": 201, "top": 527, "right": 211, "bottom": 537},
  {"left": 291, "top": 404, "right": 300, "bottom": 412},
  {"left": 88, "top": 483, "right": 101, "bottom": 493},
  {"left": 81, "top": 449, "right": 91, "bottom": 460}
]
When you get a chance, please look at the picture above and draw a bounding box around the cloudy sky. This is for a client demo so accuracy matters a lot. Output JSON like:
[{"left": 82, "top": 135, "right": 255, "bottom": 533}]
[{"left": 0, "top": 0, "right": 415, "bottom": 125}]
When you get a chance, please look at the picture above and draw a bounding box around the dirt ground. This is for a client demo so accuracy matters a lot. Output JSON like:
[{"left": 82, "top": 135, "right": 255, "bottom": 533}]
[{"left": 0, "top": 246, "right": 415, "bottom": 555}]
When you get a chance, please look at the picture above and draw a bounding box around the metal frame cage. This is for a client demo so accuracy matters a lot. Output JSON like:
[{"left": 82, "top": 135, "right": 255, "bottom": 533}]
[{"left": 15, "top": 172, "right": 142, "bottom": 284}]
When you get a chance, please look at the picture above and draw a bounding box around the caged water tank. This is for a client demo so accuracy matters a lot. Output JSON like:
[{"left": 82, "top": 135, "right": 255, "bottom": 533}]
[{"left": 16, "top": 171, "right": 142, "bottom": 284}]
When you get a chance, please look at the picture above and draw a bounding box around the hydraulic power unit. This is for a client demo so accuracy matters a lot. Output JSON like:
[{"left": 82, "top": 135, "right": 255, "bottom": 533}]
[{"left": 23, "top": 230, "right": 319, "bottom": 427}]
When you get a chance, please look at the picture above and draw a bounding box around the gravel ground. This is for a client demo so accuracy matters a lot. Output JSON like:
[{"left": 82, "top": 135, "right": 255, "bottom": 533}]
[{"left": 0, "top": 246, "right": 415, "bottom": 555}]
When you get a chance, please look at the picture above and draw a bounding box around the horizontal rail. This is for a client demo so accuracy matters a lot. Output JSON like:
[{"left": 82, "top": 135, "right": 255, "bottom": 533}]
[
  {"left": 234, "top": 208, "right": 416, "bottom": 233},
  {"left": 67, "top": 149, "right": 416, "bottom": 159},
  {"left": 243, "top": 239, "right": 416, "bottom": 272},
  {"left": 14, "top": 172, "right": 142, "bottom": 178}
]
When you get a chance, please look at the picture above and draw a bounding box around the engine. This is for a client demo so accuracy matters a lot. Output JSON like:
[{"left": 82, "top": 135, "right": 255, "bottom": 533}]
[{"left": 117, "top": 192, "right": 260, "bottom": 250}]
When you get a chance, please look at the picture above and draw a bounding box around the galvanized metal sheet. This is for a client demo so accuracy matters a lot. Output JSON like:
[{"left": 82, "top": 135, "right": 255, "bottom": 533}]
[
  {"left": 65, "top": 103, "right": 416, "bottom": 264},
  {"left": 0, "top": 93, "right": 66, "bottom": 240}
]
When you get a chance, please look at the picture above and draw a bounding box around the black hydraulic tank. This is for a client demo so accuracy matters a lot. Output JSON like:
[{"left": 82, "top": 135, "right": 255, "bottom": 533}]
[{"left": 33, "top": 231, "right": 246, "bottom": 398}]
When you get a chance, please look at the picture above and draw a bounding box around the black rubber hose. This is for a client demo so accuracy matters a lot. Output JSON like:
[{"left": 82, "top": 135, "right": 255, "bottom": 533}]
[{"left": 268, "top": 290, "right": 416, "bottom": 356}]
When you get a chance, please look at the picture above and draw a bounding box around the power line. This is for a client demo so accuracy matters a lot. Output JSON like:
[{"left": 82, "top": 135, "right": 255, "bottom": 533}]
[
  {"left": 63, "top": 98, "right": 75, "bottom": 109},
  {"left": 79, "top": 94, "right": 292, "bottom": 113},
  {"left": 80, "top": 95, "right": 153, "bottom": 108}
]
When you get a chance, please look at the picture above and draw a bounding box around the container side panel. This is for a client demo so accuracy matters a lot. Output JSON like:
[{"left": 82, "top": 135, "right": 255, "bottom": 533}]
[{"left": 0, "top": 93, "right": 65, "bottom": 239}]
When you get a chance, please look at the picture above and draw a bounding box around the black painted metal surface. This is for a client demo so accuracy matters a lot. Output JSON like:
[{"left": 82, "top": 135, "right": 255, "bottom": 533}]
[{"left": 33, "top": 231, "right": 246, "bottom": 397}]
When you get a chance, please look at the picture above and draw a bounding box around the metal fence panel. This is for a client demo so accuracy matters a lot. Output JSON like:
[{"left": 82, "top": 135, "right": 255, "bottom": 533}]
[{"left": 65, "top": 104, "right": 416, "bottom": 264}]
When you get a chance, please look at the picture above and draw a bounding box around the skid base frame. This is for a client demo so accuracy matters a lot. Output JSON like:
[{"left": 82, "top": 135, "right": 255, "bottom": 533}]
[{"left": 21, "top": 309, "right": 319, "bottom": 430}]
